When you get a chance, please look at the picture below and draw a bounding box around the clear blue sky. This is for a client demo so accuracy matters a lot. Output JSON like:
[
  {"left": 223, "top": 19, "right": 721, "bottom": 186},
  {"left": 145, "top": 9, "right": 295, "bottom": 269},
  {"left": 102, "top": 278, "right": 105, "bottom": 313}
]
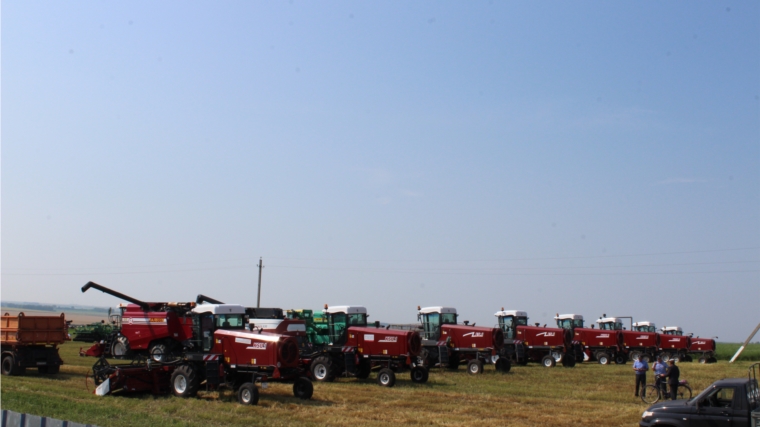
[{"left": 2, "top": 2, "right": 758, "bottom": 341}]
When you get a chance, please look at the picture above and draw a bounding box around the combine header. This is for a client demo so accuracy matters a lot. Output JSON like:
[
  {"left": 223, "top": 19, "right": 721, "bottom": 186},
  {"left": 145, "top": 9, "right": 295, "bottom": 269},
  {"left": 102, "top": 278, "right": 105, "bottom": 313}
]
[{"left": 555, "top": 314, "right": 625, "bottom": 365}]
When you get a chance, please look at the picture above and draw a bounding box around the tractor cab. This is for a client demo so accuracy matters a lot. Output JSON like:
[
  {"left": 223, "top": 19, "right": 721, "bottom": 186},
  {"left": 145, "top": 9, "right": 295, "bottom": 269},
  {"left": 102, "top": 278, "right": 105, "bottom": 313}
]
[
  {"left": 418, "top": 306, "right": 457, "bottom": 341},
  {"left": 494, "top": 309, "right": 529, "bottom": 339},
  {"left": 554, "top": 314, "right": 584, "bottom": 331},
  {"left": 632, "top": 321, "right": 657, "bottom": 333},
  {"left": 596, "top": 317, "right": 624, "bottom": 331},
  {"left": 661, "top": 326, "right": 683, "bottom": 336},
  {"left": 323, "top": 305, "right": 367, "bottom": 346},
  {"left": 191, "top": 304, "right": 247, "bottom": 352}
]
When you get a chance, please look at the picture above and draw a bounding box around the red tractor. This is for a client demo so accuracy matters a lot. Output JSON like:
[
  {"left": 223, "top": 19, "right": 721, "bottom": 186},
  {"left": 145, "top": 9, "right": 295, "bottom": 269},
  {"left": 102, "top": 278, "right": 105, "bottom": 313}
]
[
  {"left": 658, "top": 326, "right": 692, "bottom": 362},
  {"left": 602, "top": 318, "right": 660, "bottom": 362},
  {"left": 688, "top": 336, "right": 717, "bottom": 364},
  {"left": 417, "top": 306, "right": 509, "bottom": 375},
  {"left": 495, "top": 309, "right": 579, "bottom": 368},
  {"left": 306, "top": 305, "right": 426, "bottom": 387},
  {"left": 555, "top": 313, "right": 625, "bottom": 365}
]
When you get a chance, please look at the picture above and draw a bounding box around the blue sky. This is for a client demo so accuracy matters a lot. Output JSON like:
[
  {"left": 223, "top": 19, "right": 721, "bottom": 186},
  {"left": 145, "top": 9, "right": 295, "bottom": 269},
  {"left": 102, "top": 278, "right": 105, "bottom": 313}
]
[{"left": 2, "top": 2, "right": 758, "bottom": 341}]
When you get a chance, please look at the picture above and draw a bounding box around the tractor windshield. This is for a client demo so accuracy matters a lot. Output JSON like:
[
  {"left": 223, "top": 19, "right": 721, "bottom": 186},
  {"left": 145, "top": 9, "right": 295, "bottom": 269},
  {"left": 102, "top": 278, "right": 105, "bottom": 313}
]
[
  {"left": 347, "top": 313, "right": 367, "bottom": 326},
  {"left": 499, "top": 316, "right": 516, "bottom": 339},
  {"left": 441, "top": 313, "right": 457, "bottom": 324},
  {"left": 556, "top": 319, "right": 573, "bottom": 330},
  {"left": 327, "top": 312, "right": 365, "bottom": 345},
  {"left": 421, "top": 313, "right": 440, "bottom": 340},
  {"left": 215, "top": 314, "right": 245, "bottom": 329},
  {"left": 664, "top": 330, "right": 683, "bottom": 336},
  {"left": 599, "top": 322, "right": 623, "bottom": 331},
  {"left": 574, "top": 319, "right": 584, "bottom": 328}
]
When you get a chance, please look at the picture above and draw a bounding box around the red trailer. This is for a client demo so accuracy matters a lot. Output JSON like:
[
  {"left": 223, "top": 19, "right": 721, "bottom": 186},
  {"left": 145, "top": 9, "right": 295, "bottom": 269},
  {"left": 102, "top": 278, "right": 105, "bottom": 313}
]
[
  {"left": 496, "top": 309, "right": 580, "bottom": 368},
  {"left": 1, "top": 312, "right": 68, "bottom": 375},
  {"left": 555, "top": 314, "right": 625, "bottom": 365},
  {"left": 659, "top": 326, "right": 692, "bottom": 362}
]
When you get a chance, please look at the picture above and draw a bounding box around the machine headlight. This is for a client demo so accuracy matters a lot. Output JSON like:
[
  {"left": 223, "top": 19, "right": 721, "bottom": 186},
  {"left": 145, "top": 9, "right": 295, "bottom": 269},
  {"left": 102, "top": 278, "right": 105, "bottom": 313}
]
[{"left": 641, "top": 411, "right": 654, "bottom": 418}]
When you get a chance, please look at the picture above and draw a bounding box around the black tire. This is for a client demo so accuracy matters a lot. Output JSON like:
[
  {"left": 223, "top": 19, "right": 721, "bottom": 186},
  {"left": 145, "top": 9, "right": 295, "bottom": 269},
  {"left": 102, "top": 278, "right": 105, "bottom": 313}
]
[
  {"left": 170, "top": 364, "right": 200, "bottom": 398},
  {"left": 597, "top": 353, "right": 610, "bottom": 365},
  {"left": 467, "top": 359, "right": 484, "bottom": 375},
  {"left": 707, "top": 357, "right": 717, "bottom": 364},
  {"left": 684, "top": 355, "right": 693, "bottom": 362},
  {"left": 541, "top": 355, "right": 556, "bottom": 368},
  {"left": 561, "top": 354, "right": 576, "bottom": 368},
  {"left": 551, "top": 351, "right": 563, "bottom": 363},
  {"left": 111, "top": 335, "right": 131, "bottom": 359},
  {"left": 676, "top": 384, "right": 692, "bottom": 400},
  {"left": 47, "top": 365, "right": 60, "bottom": 374},
  {"left": 376, "top": 368, "right": 396, "bottom": 387},
  {"left": 149, "top": 341, "right": 169, "bottom": 363},
  {"left": 311, "top": 355, "right": 336, "bottom": 382},
  {"left": 2, "top": 355, "right": 14, "bottom": 376},
  {"left": 293, "top": 377, "right": 313, "bottom": 399},
  {"left": 355, "top": 361, "right": 371, "bottom": 379},
  {"left": 496, "top": 357, "right": 512, "bottom": 373},
  {"left": 447, "top": 353, "right": 460, "bottom": 370},
  {"left": 517, "top": 358, "right": 528, "bottom": 366},
  {"left": 641, "top": 385, "right": 660, "bottom": 404},
  {"left": 629, "top": 351, "right": 642, "bottom": 362},
  {"left": 38, "top": 366, "right": 49, "bottom": 374},
  {"left": 410, "top": 366, "right": 428, "bottom": 383},
  {"left": 614, "top": 354, "right": 626, "bottom": 365},
  {"left": 237, "top": 382, "right": 259, "bottom": 405}
]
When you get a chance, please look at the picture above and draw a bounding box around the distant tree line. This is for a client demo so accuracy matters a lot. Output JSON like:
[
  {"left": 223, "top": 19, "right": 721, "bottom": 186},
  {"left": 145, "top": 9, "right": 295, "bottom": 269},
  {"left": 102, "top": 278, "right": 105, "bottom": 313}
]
[{"left": 1, "top": 302, "right": 108, "bottom": 313}]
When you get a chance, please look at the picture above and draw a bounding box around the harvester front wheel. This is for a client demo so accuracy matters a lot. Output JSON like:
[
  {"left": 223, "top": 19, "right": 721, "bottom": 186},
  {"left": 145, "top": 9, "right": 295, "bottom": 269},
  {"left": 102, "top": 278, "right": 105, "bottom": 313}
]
[
  {"left": 447, "top": 353, "right": 460, "bottom": 370},
  {"left": 467, "top": 360, "right": 484, "bottom": 375},
  {"left": 496, "top": 357, "right": 511, "bottom": 373},
  {"left": 541, "top": 355, "right": 556, "bottom": 368},
  {"left": 293, "top": 377, "right": 314, "bottom": 399},
  {"left": 149, "top": 341, "right": 169, "bottom": 363},
  {"left": 561, "top": 354, "right": 576, "bottom": 368},
  {"left": 237, "top": 382, "right": 259, "bottom": 405},
  {"left": 171, "top": 365, "right": 199, "bottom": 398},
  {"left": 597, "top": 353, "right": 610, "bottom": 365},
  {"left": 377, "top": 368, "right": 396, "bottom": 387},
  {"left": 311, "top": 356, "right": 336, "bottom": 382},
  {"left": 551, "top": 351, "right": 563, "bottom": 363},
  {"left": 111, "top": 335, "right": 131, "bottom": 359},
  {"left": 629, "top": 351, "right": 641, "bottom": 362},
  {"left": 659, "top": 352, "right": 671, "bottom": 363},
  {"left": 410, "top": 366, "right": 428, "bottom": 383}
]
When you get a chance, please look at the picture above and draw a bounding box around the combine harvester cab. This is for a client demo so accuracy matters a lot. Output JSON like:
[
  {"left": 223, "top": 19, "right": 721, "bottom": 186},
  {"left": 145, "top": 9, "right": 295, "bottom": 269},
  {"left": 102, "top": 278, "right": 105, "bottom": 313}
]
[
  {"left": 496, "top": 309, "right": 579, "bottom": 368},
  {"left": 607, "top": 318, "right": 659, "bottom": 362},
  {"left": 418, "top": 306, "right": 508, "bottom": 375},
  {"left": 555, "top": 314, "right": 625, "bottom": 365},
  {"left": 688, "top": 335, "right": 717, "bottom": 364},
  {"left": 81, "top": 281, "right": 195, "bottom": 363},
  {"left": 1, "top": 312, "right": 68, "bottom": 376},
  {"left": 306, "top": 305, "right": 425, "bottom": 387},
  {"left": 659, "top": 326, "right": 692, "bottom": 362}
]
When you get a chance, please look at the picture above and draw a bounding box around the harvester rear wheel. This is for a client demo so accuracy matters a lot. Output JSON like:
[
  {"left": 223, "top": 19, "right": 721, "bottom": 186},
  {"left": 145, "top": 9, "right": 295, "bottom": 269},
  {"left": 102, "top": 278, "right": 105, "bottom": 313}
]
[
  {"left": 467, "top": 360, "right": 484, "bottom": 375},
  {"left": 237, "top": 382, "right": 259, "bottom": 405},
  {"left": 597, "top": 353, "right": 610, "bottom": 365},
  {"left": 541, "top": 355, "right": 556, "bottom": 368},
  {"left": 410, "top": 366, "right": 428, "bottom": 383},
  {"left": 311, "top": 356, "right": 336, "bottom": 382},
  {"left": 561, "top": 354, "right": 576, "bottom": 368},
  {"left": 377, "top": 368, "right": 396, "bottom": 387},
  {"left": 171, "top": 364, "right": 200, "bottom": 398},
  {"left": 496, "top": 357, "right": 511, "bottom": 373},
  {"left": 293, "top": 377, "right": 314, "bottom": 399}
]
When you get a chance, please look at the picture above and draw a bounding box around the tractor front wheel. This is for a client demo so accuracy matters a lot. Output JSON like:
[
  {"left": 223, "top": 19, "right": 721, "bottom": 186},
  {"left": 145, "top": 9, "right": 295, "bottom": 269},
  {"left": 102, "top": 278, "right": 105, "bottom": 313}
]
[
  {"left": 541, "top": 355, "right": 556, "bottom": 368},
  {"left": 311, "top": 356, "right": 336, "bottom": 382},
  {"left": 237, "top": 382, "right": 259, "bottom": 405},
  {"left": 410, "top": 366, "right": 428, "bottom": 383},
  {"left": 496, "top": 357, "right": 511, "bottom": 373},
  {"left": 170, "top": 365, "right": 199, "bottom": 398},
  {"left": 467, "top": 359, "right": 484, "bottom": 375},
  {"left": 293, "top": 377, "right": 313, "bottom": 399},
  {"left": 377, "top": 368, "right": 396, "bottom": 387},
  {"left": 597, "top": 353, "right": 610, "bottom": 365}
]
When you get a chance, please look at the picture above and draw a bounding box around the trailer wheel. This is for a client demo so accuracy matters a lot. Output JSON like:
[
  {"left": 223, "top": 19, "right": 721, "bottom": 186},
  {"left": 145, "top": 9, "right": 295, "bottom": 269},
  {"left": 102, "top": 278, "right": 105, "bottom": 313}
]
[
  {"left": 149, "top": 342, "right": 169, "bottom": 363},
  {"left": 597, "top": 353, "right": 610, "bottom": 365},
  {"left": 311, "top": 356, "right": 336, "bottom": 382},
  {"left": 171, "top": 365, "right": 199, "bottom": 398},
  {"left": 467, "top": 360, "right": 484, "bottom": 375},
  {"left": 561, "top": 354, "right": 576, "bottom": 368},
  {"left": 495, "top": 357, "right": 511, "bottom": 373},
  {"left": 237, "top": 382, "right": 259, "bottom": 405},
  {"left": 410, "top": 366, "right": 428, "bottom": 383},
  {"left": 377, "top": 368, "right": 396, "bottom": 387},
  {"left": 541, "top": 355, "right": 556, "bottom": 368},
  {"left": 1, "top": 355, "right": 15, "bottom": 376},
  {"left": 293, "top": 377, "right": 313, "bottom": 399},
  {"left": 614, "top": 355, "right": 626, "bottom": 365},
  {"left": 356, "top": 361, "right": 371, "bottom": 379}
]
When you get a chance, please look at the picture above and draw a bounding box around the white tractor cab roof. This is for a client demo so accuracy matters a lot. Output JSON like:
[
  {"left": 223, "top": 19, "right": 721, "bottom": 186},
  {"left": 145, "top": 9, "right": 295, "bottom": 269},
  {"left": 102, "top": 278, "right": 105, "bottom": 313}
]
[
  {"left": 249, "top": 318, "right": 307, "bottom": 332},
  {"left": 323, "top": 305, "right": 367, "bottom": 315},
  {"left": 596, "top": 317, "right": 623, "bottom": 324},
  {"left": 192, "top": 304, "right": 246, "bottom": 315},
  {"left": 633, "top": 321, "right": 656, "bottom": 327},
  {"left": 495, "top": 310, "right": 528, "bottom": 318},
  {"left": 661, "top": 326, "right": 683, "bottom": 333},
  {"left": 554, "top": 314, "right": 583, "bottom": 320},
  {"left": 418, "top": 306, "right": 457, "bottom": 315}
]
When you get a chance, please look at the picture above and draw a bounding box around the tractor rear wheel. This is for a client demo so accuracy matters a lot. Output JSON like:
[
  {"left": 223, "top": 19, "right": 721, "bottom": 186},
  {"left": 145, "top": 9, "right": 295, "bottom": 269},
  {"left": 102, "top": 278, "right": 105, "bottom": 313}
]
[
  {"left": 237, "top": 382, "right": 259, "bottom": 405},
  {"left": 355, "top": 361, "right": 371, "bottom": 379},
  {"left": 377, "top": 368, "right": 396, "bottom": 387},
  {"left": 597, "top": 353, "right": 610, "bottom": 365},
  {"left": 170, "top": 364, "right": 200, "bottom": 398},
  {"left": 293, "top": 377, "right": 313, "bottom": 399},
  {"left": 311, "top": 356, "right": 336, "bottom": 382},
  {"left": 410, "top": 366, "right": 428, "bottom": 383},
  {"left": 561, "top": 354, "right": 576, "bottom": 368},
  {"left": 614, "top": 354, "right": 626, "bottom": 365},
  {"left": 541, "top": 355, "right": 556, "bottom": 368},
  {"left": 467, "top": 360, "right": 484, "bottom": 375},
  {"left": 496, "top": 357, "right": 511, "bottom": 373}
]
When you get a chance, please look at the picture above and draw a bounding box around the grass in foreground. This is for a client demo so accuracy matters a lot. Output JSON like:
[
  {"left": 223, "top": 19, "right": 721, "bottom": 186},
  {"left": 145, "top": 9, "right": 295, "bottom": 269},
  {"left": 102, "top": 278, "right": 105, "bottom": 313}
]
[{"left": 2, "top": 342, "right": 758, "bottom": 427}]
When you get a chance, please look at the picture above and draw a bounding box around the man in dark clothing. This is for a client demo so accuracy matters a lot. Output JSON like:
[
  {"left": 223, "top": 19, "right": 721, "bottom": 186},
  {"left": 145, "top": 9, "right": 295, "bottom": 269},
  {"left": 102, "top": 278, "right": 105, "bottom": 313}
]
[{"left": 664, "top": 359, "right": 681, "bottom": 400}]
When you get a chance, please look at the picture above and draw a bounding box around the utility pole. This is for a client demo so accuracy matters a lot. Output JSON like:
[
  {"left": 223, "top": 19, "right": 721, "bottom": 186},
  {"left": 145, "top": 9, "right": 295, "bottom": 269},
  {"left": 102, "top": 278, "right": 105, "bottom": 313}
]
[{"left": 256, "top": 257, "right": 263, "bottom": 308}]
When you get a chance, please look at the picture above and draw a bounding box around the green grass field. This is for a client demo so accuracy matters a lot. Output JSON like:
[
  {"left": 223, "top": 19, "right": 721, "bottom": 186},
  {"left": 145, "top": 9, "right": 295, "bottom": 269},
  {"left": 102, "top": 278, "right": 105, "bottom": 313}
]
[{"left": 1, "top": 342, "right": 758, "bottom": 427}]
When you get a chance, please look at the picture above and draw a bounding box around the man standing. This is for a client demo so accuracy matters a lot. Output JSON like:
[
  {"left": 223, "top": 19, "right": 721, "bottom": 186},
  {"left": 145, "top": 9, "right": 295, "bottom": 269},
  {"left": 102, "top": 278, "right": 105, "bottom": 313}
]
[
  {"left": 664, "top": 359, "right": 681, "bottom": 400},
  {"left": 652, "top": 356, "right": 668, "bottom": 395},
  {"left": 633, "top": 354, "right": 649, "bottom": 397}
]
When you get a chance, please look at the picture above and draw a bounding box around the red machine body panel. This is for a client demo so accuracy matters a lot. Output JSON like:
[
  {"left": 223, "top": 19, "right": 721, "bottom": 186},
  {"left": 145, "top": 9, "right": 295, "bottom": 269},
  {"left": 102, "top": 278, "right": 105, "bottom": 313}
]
[
  {"left": 660, "top": 335, "right": 691, "bottom": 351},
  {"left": 574, "top": 328, "right": 623, "bottom": 348},
  {"left": 442, "top": 324, "right": 504, "bottom": 352},
  {"left": 120, "top": 305, "right": 194, "bottom": 350},
  {"left": 214, "top": 329, "right": 299, "bottom": 369},
  {"left": 346, "top": 327, "right": 421, "bottom": 357},
  {"left": 689, "top": 337, "right": 716, "bottom": 353},
  {"left": 516, "top": 325, "right": 570, "bottom": 348},
  {"left": 621, "top": 330, "right": 660, "bottom": 349}
]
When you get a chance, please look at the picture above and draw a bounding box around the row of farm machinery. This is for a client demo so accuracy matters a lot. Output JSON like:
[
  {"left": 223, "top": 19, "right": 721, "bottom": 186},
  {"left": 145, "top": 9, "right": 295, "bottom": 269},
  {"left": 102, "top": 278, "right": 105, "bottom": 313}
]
[{"left": 2, "top": 281, "right": 718, "bottom": 408}]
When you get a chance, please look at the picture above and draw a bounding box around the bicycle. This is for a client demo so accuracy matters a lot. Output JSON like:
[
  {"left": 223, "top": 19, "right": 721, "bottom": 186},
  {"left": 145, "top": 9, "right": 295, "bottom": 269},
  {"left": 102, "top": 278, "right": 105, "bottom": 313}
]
[{"left": 641, "top": 379, "right": 692, "bottom": 404}]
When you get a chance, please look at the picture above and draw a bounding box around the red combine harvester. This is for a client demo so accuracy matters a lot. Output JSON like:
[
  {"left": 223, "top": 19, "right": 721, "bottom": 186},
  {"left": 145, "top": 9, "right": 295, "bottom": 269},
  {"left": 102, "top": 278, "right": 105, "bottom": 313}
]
[
  {"left": 688, "top": 336, "right": 717, "bottom": 364},
  {"left": 658, "top": 326, "right": 692, "bottom": 362},
  {"left": 417, "top": 306, "right": 509, "bottom": 374},
  {"left": 495, "top": 309, "right": 579, "bottom": 368},
  {"left": 555, "top": 314, "right": 625, "bottom": 365},
  {"left": 601, "top": 317, "right": 659, "bottom": 362},
  {"left": 307, "top": 305, "right": 426, "bottom": 387}
]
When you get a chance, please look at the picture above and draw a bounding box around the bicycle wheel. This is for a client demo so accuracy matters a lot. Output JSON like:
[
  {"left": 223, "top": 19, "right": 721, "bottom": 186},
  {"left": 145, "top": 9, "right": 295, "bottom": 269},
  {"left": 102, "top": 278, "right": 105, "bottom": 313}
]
[
  {"left": 677, "top": 384, "right": 692, "bottom": 400},
  {"left": 641, "top": 385, "right": 660, "bottom": 404}
]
